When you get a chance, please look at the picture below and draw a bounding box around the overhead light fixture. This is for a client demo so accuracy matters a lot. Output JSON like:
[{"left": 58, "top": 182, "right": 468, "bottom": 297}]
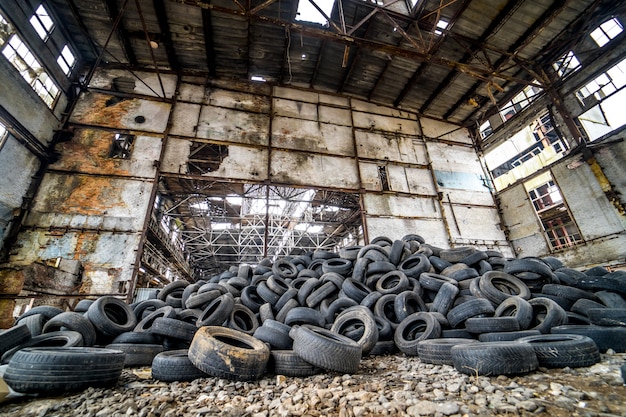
[
  {"left": 251, "top": 76, "right": 266, "bottom": 82},
  {"left": 149, "top": 40, "right": 159, "bottom": 49}
]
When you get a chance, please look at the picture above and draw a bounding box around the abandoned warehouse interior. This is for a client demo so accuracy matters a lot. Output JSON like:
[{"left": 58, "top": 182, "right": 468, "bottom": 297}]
[{"left": 0, "top": 0, "right": 625, "bottom": 406}]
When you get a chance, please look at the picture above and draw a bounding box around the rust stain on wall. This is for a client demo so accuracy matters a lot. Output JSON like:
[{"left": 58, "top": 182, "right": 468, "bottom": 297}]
[
  {"left": 41, "top": 176, "right": 121, "bottom": 215},
  {"left": 53, "top": 129, "right": 131, "bottom": 175},
  {"left": 76, "top": 93, "right": 138, "bottom": 127}
]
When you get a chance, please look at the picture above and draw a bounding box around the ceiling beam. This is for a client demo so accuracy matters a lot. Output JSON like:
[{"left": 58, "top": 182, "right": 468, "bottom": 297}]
[
  {"left": 104, "top": 0, "right": 137, "bottom": 65},
  {"left": 153, "top": 0, "right": 180, "bottom": 70},
  {"left": 444, "top": 0, "right": 568, "bottom": 121},
  {"left": 173, "top": 0, "right": 545, "bottom": 86},
  {"left": 418, "top": 0, "right": 524, "bottom": 114},
  {"left": 200, "top": 0, "right": 217, "bottom": 77}
]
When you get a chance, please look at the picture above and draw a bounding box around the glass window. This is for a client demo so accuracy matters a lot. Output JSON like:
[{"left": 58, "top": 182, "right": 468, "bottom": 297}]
[
  {"left": 57, "top": 45, "right": 76, "bottom": 75},
  {"left": 29, "top": 5, "right": 54, "bottom": 41},
  {"left": 553, "top": 51, "right": 581, "bottom": 78},
  {"left": 590, "top": 18, "right": 623, "bottom": 47},
  {"left": 1, "top": 34, "right": 59, "bottom": 107}
]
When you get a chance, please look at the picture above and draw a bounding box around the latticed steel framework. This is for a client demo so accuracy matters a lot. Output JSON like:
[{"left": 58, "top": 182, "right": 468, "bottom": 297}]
[{"left": 157, "top": 180, "right": 362, "bottom": 279}]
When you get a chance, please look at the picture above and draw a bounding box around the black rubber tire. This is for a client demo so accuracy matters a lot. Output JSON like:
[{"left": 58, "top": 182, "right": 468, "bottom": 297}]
[
  {"left": 240, "top": 285, "right": 266, "bottom": 313},
  {"left": 398, "top": 254, "right": 431, "bottom": 278},
  {"left": 151, "top": 349, "right": 208, "bottom": 381},
  {"left": 134, "top": 306, "right": 177, "bottom": 332},
  {"left": 440, "top": 247, "right": 476, "bottom": 263},
  {"left": 441, "top": 328, "right": 474, "bottom": 339},
  {"left": 446, "top": 298, "right": 495, "bottom": 328},
  {"left": 451, "top": 341, "right": 539, "bottom": 376},
  {"left": 257, "top": 281, "right": 281, "bottom": 305},
  {"left": 374, "top": 294, "right": 401, "bottom": 328},
  {"left": 297, "top": 278, "right": 322, "bottom": 306},
  {"left": 0, "top": 325, "right": 31, "bottom": 355},
  {"left": 429, "top": 282, "right": 459, "bottom": 315},
  {"left": 42, "top": 312, "right": 98, "bottom": 346},
  {"left": 284, "top": 307, "right": 325, "bottom": 328},
  {"left": 595, "top": 291, "right": 626, "bottom": 309},
  {"left": 389, "top": 240, "right": 406, "bottom": 266},
  {"left": 541, "top": 284, "right": 596, "bottom": 302},
  {"left": 16, "top": 306, "right": 64, "bottom": 322},
  {"left": 274, "top": 287, "right": 299, "bottom": 312},
  {"left": 448, "top": 268, "right": 480, "bottom": 282},
  {"left": 196, "top": 293, "right": 235, "bottom": 327},
  {"left": 516, "top": 334, "right": 600, "bottom": 368},
  {"left": 478, "top": 330, "right": 541, "bottom": 342},
  {"left": 3, "top": 347, "right": 125, "bottom": 393},
  {"left": 394, "top": 312, "right": 441, "bottom": 355},
  {"left": 571, "top": 299, "right": 606, "bottom": 317},
  {"left": 253, "top": 322, "right": 293, "bottom": 350},
  {"left": 529, "top": 297, "right": 568, "bottom": 334},
  {"left": 504, "top": 259, "right": 555, "bottom": 281},
  {"left": 459, "top": 251, "right": 488, "bottom": 266},
  {"left": 368, "top": 339, "right": 397, "bottom": 356},
  {"left": 157, "top": 280, "right": 189, "bottom": 301},
  {"left": 111, "top": 331, "right": 161, "bottom": 345},
  {"left": 331, "top": 306, "right": 379, "bottom": 356},
  {"left": 394, "top": 290, "right": 427, "bottom": 321},
  {"left": 339, "top": 246, "right": 363, "bottom": 261},
  {"left": 419, "top": 273, "right": 457, "bottom": 292},
  {"left": 185, "top": 289, "right": 221, "bottom": 310},
  {"left": 87, "top": 296, "right": 137, "bottom": 337},
  {"left": 375, "top": 271, "right": 410, "bottom": 295},
  {"left": 465, "top": 317, "right": 520, "bottom": 334},
  {"left": 306, "top": 281, "right": 338, "bottom": 308},
  {"left": 272, "top": 258, "right": 299, "bottom": 280},
  {"left": 573, "top": 276, "right": 625, "bottom": 295},
  {"left": 226, "top": 304, "right": 259, "bottom": 335},
  {"left": 342, "top": 278, "right": 372, "bottom": 303},
  {"left": 429, "top": 256, "right": 452, "bottom": 273},
  {"left": 259, "top": 303, "right": 275, "bottom": 323},
  {"left": 550, "top": 325, "right": 626, "bottom": 353},
  {"left": 417, "top": 338, "right": 479, "bottom": 365},
  {"left": 322, "top": 258, "right": 353, "bottom": 276},
  {"left": 587, "top": 308, "right": 626, "bottom": 326},
  {"left": 105, "top": 343, "right": 163, "bottom": 367},
  {"left": 267, "top": 275, "right": 290, "bottom": 296},
  {"left": 132, "top": 299, "right": 168, "bottom": 320},
  {"left": 165, "top": 289, "right": 184, "bottom": 308},
  {"left": 494, "top": 296, "right": 534, "bottom": 330},
  {"left": 151, "top": 317, "right": 197, "bottom": 342},
  {"left": 269, "top": 350, "right": 322, "bottom": 377},
  {"left": 479, "top": 271, "right": 531, "bottom": 305},
  {"left": 17, "top": 314, "right": 45, "bottom": 337},
  {"left": 291, "top": 325, "right": 362, "bottom": 373},
  {"left": 323, "top": 297, "right": 357, "bottom": 324},
  {"left": 188, "top": 326, "right": 270, "bottom": 380},
  {"left": 74, "top": 299, "right": 94, "bottom": 313},
  {"left": 1, "top": 331, "right": 84, "bottom": 364}
]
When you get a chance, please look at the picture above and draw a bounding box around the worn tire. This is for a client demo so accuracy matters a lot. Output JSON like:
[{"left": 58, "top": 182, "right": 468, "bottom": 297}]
[
  {"left": 42, "top": 312, "right": 98, "bottom": 346},
  {"left": 394, "top": 312, "right": 441, "bottom": 355},
  {"left": 291, "top": 325, "right": 362, "bottom": 374},
  {"left": 105, "top": 343, "right": 163, "bottom": 367},
  {"left": 3, "top": 347, "right": 125, "bottom": 394},
  {"left": 87, "top": 296, "right": 137, "bottom": 337},
  {"left": 451, "top": 341, "right": 538, "bottom": 376},
  {"left": 417, "top": 338, "right": 479, "bottom": 365},
  {"left": 331, "top": 306, "right": 379, "bottom": 356},
  {"left": 151, "top": 317, "right": 197, "bottom": 342},
  {"left": 516, "top": 334, "right": 600, "bottom": 368},
  {"left": 197, "top": 293, "right": 235, "bottom": 327},
  {"left": 151, "top": 350, "right": 208, "bottom": 382},
  {"left": 494, "top": 296, "right": 533, "bottom": 330},
  {"left": 1, "top": 330, "right": 84, "bottom": 364},
  {"left": 528, "top": 297, "right": 568, "bottom": 334},
  {"left": 446, "top": 298, "right": 495, "bottom": 329},
  {"left": 551, "top": 325, "right": 626, "bottom": 353},
  {"left": 0, "top": 325, "right": 31, "bottom": 355},
  {"left": 269, "top": 350, "right": 321, "bottom": 377},
  {"left": 189, "top": 326, "right": 270, "bottom": 380}
]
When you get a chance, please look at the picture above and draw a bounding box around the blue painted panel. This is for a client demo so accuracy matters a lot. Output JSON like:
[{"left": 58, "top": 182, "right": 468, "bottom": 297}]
[{"left": 434, "top": 170, "right": 490, "bottom": 192}]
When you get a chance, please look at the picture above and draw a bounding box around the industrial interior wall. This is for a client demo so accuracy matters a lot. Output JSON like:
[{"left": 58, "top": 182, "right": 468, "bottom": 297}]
[
  {"left": 6, "top": 69, "right": 512, "bottom": 296},
  {"left": 497, "top": 136, "right": 626, "bottom": 268}
]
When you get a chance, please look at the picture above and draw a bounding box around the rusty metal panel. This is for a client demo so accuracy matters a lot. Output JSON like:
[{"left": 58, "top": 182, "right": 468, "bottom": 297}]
[
  {"left": 272, "top": 117, "right": 354, "bottom": 156},
  {"left": 50, "top": 129, "right": 161, "bottom": 178},
  {"left": 319, "top": 106, "right": 352, "bottom": 126},
  {"left": 552, "top": 236, "right": 626, "bottom": 268},
  {"left": 274, "top": 86, "right": 319, "bottom": 103},
  {"left": 351, "top": 100, "right": 418, "bottom": 120},
  {"left": 178, "top": 82, "right": 207, "bottom": 103},
  {"left": 366, "top": 217, "right": 449, "bottom": 248},
  {"left": 206, "top": 88, "right": 271, "bottom": 113},
  {"left": 498, "top": 183, "right": 549, "bottom": 256},
  {"left": 273, "top": 98, "right": 318, "bottom": 121},
  {"left": 319, "top": 94, "right": 350, "bottom": 107},
  {"left": 355, "top": 130, "right": 408, "bottom": 162},
  {"left": 386, "top": 165, "right": 410, "bottom": 193},
  {"left": 170, "top": 102, "right": 202, "bottom": 137},
  {"left": 420, "top": 117, "right": 473, "bottom": 145},
  {"left": 70, "top": 92, "right": 171, "bottom": 133},
  {"left": 443, "top": 190, "right": 495, "bottom": 206},
  {"left": 443, "top": 205, "right": 508, "bottom": 242},
  {"left": 89, "top": 69, "right": 178, "bottom": 98},
  {"left": 270, "top": 151, "right": 359, "bottom": 189},
  {"left": 352, "top": 111, "right": 420, "bottom": 135},
  {"left": 196, "top": 105, "right": 269, "bottom": 146},
  {"left": 359, "top": 162, "right": 382, "bottom": 191},
  {"left": 427, "top": 142, "right": 484, "bottom": 174},
  {"left": 364, "top": 194, "right": 440, "bottom": 218},
  {"left": 553, "top": 160, "right": 625, "bottom": 238},
  {"left": 11, "top": 230, "right": 141, "bottom": 294},
  {"left": 405, "top": 167, "right": 437, "bottom": 196},
  {"left": 26, "top": 173, "right": 152, "bottom": 231}
]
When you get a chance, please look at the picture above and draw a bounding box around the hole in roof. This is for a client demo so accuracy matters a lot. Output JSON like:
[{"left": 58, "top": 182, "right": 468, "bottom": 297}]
[
  {"left": 250, "top": 76, "right": 266, "bottom": 82},
  {"left": 296, "top": 0, "right": 334, "bottom": 25}
]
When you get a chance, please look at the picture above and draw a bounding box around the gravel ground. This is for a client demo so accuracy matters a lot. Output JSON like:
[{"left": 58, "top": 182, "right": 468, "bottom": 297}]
[{"left": 1, "top": 351, "right": 624, "bottom": 417}]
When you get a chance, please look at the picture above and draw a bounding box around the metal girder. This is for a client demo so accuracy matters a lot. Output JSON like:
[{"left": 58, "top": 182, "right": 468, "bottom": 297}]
[
  {"left": 104, "top": 0, "right": 137, "bottom": 65},
  {"left": 200, "top": 0, "right": 217, "bottom": 77},
  {"left": 173, "top": 0, "right": 549, "bottom": 86},
  {"left": 153, "top": 0, "right": 180, "bottom": 70}
]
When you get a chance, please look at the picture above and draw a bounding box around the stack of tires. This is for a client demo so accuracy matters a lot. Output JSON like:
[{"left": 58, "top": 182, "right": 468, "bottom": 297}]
[{"left": 2, "top": 235, "right": 625, "bottom": 392}]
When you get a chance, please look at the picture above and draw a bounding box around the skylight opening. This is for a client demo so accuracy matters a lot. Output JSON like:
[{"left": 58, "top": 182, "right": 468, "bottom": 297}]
[
  {"left": 434, "top": 19, "right": 448, "bottom": 36},
  {"left": 57, "top": 45, "right": 75, "bottom": 76},
  {"left": 250, "top": 75, "right": 266, "bottom": 82},
  {"left": 29, "top": 5, "right": 54, "bottom": 41},
  {"left": 296, "top": 0, "right": 335, "bottom": 25}
]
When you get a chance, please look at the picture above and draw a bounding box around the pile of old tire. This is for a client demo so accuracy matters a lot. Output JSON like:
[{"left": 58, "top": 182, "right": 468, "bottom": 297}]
[{"left": 2, "top": 235, "right": 625, "bottom": 391}]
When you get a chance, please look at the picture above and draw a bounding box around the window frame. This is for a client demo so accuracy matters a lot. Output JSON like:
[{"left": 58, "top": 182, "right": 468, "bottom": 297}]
[{"left": 29, "top": 4, "right": 55, "bottom": 42}]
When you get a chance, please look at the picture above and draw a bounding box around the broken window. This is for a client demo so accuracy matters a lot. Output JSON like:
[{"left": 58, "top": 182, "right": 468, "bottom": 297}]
[
  {"left": 552, "top": 51, "right": 581, "bottom": 78},
  {"left": 295, "top": 0, "right": 334, "bottom": 25},
  {"left": 499, "top": 83, "right": 542, "bottom": 121},
  {"left": 1, "top": 32, "right": 59, "bottom": 108},
  {"left": 378, "top": 165, "right": 390, "bottom": 191},
  {"left": 576, "top": 57, "right": 626, "bottom": 106},
  {"left": 29, "top": 4, "right": 54, "bottom": 41},
  {"left": 188, "top": 142, "right": 228, "bottom": 174},
  {"left": 590, "top": 18, "right": 623, "bottom": 47},
  {"left": 526, "top": 176, "right": 582, "bottom": 250},
  {"left": 109, "top": 133, "right": 134, "bottom": 159}
]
